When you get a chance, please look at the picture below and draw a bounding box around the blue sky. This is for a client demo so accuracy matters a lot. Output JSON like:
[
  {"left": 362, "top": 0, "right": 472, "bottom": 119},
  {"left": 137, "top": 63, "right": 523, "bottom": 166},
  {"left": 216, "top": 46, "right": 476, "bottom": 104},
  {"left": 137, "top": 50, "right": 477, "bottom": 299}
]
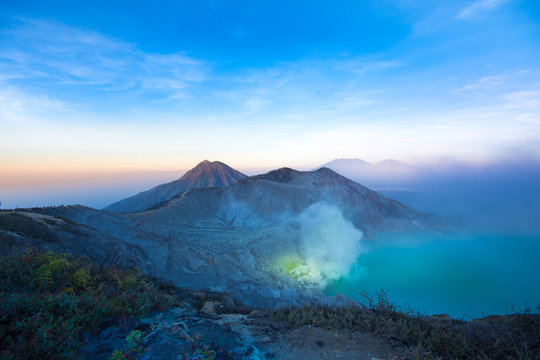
[{"left": 1, "top": 0, "right": 540, "bottom": 184}]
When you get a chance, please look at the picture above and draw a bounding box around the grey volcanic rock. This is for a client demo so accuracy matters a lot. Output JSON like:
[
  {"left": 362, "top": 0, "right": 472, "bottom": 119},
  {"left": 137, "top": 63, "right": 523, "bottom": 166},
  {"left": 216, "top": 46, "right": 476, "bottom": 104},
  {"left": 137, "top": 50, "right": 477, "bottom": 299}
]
[
  {"left": 104, "top": 160, "right": 247, "bottom": 213},
  {"left": 2, "top": 166, "right": 442, "bottom": 309},
  {"left": 146, "top": 167, "right": 433, "bottom": 236}
]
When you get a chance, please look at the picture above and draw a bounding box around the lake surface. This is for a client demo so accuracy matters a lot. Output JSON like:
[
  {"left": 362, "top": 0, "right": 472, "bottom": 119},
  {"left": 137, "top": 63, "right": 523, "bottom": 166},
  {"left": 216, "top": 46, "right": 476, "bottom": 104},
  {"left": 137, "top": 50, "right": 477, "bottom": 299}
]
[{"left": 325, "top": 232, "right": 540, "bottom": 319}]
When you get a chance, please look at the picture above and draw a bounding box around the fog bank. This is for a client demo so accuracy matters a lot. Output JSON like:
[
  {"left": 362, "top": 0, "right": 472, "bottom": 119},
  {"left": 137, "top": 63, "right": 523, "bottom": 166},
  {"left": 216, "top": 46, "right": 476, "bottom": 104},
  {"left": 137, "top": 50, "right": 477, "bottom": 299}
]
[{"left": 326, "top": 160, "right": 540, "bottom": 236}]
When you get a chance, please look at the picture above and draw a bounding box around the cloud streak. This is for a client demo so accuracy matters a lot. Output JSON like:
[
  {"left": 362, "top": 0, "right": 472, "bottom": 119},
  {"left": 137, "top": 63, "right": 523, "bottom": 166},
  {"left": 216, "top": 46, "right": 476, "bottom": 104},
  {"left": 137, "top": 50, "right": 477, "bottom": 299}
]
[
  {"left": 0, "top": 18, "right": 208, "bottom": 94},
  {"left": 505, "top": 91, "right": 540, "bottom": 109},
  {"left": 457, "top": 0, "right": 511, "bottom": 20}
]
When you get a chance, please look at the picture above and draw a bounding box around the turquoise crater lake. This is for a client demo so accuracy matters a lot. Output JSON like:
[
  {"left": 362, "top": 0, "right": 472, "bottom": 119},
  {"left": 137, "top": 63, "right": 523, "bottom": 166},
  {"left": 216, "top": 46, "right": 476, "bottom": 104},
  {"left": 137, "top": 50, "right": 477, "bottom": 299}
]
[{"left": 325, "top": 232, "right": 540, "bottom": 319}]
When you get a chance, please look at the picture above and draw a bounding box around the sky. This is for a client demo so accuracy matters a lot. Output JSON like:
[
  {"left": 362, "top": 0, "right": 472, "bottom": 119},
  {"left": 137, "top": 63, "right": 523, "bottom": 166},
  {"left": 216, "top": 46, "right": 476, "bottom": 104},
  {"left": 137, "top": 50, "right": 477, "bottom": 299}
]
[{"left": 1, "top": 0, "right": 540, "bottom": 208}]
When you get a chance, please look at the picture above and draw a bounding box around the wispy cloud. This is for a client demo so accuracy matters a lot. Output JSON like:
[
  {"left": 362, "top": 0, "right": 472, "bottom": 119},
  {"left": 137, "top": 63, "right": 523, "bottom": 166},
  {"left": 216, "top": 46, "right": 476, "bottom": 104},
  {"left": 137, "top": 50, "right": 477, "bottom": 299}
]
[
  {"left": 457, "top": 0, "right": 511, "bottom": 20},
  {"left": 505, "top": 91, "right": 540, "bottom": 109},
  {"left": 452, "top": 72, "right": 540, "bottom": 112},
  {"left": 0, "top": 86, "right": 69, "bottom": 124},
  {"left": 0, "top": 18, "right": 403, "bottom": 127},
  {"left": 516, "top": 113, "right": 540, "bottom": 125},
  {"left": 204, "top": 55, "right": 397, "bottom": 122},
  {"left": 454, "top": 75, "right": 507, "bottom": 93},
  {"left": 0, "top": 18, "right": 208, "bottom": 94}
]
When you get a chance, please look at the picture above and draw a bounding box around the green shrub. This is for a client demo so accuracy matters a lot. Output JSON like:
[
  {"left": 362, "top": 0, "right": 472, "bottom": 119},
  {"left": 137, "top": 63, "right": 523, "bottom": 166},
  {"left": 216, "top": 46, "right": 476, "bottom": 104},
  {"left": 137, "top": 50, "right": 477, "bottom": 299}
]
[
  {"left": 179, "top": 332, "right": 216, "bottom": 360},
  {"left": 0, "top": 248, "right": 174, "bottom": 360},
  {"left": 70, "top": 268, "right": 91, "bottom": 288},
  {"left": 109, "top": 330, "right": 146, "bottom": 360}
]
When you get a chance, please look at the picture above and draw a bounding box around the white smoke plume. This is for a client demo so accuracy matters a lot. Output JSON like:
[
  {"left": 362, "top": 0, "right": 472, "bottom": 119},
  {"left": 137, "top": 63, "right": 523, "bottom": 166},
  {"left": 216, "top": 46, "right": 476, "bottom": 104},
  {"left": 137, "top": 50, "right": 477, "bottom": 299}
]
[{"left": 292, "top": 202, "right": 364, "bottom": 288}]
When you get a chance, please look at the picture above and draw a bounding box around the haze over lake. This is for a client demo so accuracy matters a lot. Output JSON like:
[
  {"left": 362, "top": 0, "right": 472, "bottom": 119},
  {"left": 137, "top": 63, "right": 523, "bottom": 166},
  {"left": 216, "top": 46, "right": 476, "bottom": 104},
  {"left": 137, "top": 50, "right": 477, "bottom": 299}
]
[{"left": 327, "top": 231, "right": 540, "bottom": 318}]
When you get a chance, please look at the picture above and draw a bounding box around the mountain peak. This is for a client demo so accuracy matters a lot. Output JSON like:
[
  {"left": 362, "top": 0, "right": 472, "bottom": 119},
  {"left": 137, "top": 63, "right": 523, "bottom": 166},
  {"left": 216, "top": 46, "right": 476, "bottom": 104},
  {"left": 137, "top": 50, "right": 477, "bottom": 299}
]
[
  {"left": 314, "top": 166, "right": 339, "bottom": 176},
  {"left": 181, "top": 160, "right": 245, "bottom": 182},
  {"left": 104, "top": 160, "right": 246, "bottom": 212},
  {"left": 247, "top": 167, "right": 345, "bottom": 186},
  {"left": 192, "top": 160, "right": 221, "bottom": 169},
  {"left": 316, "top": 158, "right": 419, "bottom": 187},
  {"left": 332, "top": 158, "right": 370, "bottom": 165},
  {"left": 148, "top": 164, "right": 434, "bottom": 238},
  {"left": 254, "top": 167, "right": 299, "bottom": 183},
  {"left": 377, "top": 159, "right": 415, "bottom": 168}
]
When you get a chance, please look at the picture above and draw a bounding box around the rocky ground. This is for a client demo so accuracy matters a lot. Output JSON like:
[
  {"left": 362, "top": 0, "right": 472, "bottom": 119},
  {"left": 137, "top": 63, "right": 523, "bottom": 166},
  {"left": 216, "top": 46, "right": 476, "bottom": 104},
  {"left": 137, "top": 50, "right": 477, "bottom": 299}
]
[
  {"left": 82, "top": 287, "right": 540, "bottom": 360},
  {"left": 82, "top": 292, "right": 410, "bottom": 360}
]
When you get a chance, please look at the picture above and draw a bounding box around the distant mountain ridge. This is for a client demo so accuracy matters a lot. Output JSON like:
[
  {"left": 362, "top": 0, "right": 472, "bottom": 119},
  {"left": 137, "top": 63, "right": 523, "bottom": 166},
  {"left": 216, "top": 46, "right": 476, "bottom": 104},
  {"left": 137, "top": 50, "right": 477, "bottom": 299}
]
[
  {"left": 104, "top": 160, "right": 247, "bottom": 212},
  {"left": 144, "top": 166, "right": 435, "bottom": 236},
  {"left": 316, "top": 158, "right": 419, "bottom": 188}
]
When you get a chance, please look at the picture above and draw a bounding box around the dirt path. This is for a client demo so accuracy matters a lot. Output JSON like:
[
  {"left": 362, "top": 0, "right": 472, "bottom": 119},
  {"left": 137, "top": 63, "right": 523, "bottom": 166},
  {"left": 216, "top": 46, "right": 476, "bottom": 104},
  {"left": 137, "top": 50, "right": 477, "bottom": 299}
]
[{"left": 256, "top": 327, "right": 407, "bottom": 360}]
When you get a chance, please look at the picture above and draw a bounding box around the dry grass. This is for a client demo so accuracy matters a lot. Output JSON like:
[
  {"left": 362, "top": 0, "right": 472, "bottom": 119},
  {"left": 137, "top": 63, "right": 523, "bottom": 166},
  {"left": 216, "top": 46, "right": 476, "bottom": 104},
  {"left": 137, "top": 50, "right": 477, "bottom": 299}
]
[{"left": 270, "top": 290, "right": 540, "bottom": 360}]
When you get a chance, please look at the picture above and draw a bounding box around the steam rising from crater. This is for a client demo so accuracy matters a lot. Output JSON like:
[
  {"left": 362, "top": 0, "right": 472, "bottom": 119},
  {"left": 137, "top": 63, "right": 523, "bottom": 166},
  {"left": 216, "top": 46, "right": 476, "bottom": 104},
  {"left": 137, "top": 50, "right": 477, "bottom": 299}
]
[{"left": 291, "top": 202, "right": 364, "bottom": 288}]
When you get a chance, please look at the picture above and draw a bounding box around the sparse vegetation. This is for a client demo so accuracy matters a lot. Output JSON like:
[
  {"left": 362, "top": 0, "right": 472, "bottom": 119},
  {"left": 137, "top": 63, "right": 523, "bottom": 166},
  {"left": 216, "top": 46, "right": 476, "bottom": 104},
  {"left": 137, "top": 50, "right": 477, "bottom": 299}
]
[
  {"left": 269, "top": 290, "right": 539, "bottom": 360},
  {"left": 109, "top": 330, "right": 146, "bottom": 360},
  {"left": 0, "top": 248, "right": 174, "bottom": 360},
  {"left": 179, "top": 332, "right": 217, "bottom": 360},
  {"left": 0, "top": 212, "right": 60, "bottom": 242}
]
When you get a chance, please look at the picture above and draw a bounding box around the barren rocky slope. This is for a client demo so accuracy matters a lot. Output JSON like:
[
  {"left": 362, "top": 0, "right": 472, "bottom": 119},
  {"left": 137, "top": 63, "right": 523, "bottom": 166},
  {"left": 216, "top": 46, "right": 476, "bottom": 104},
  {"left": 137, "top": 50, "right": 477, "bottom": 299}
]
[{"left": 143, "top": 167, "right": 434, "bottom": 235}]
